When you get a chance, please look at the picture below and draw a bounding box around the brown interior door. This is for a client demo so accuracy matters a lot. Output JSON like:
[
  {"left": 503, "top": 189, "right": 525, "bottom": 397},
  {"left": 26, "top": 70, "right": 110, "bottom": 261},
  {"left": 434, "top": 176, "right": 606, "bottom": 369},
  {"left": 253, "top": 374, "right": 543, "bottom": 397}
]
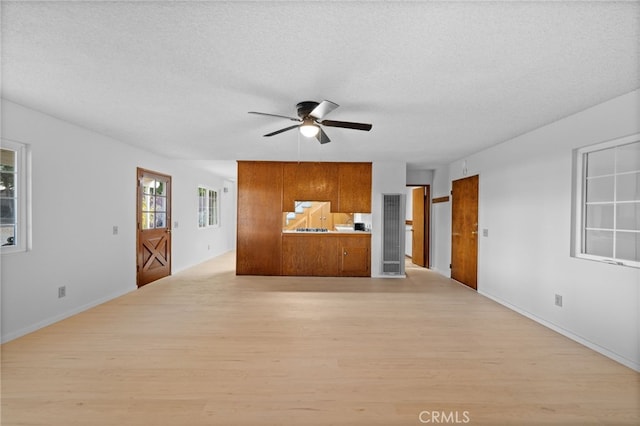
[
  {"left": 411, "top": 186, "right": 430, "bottom": 267},
  {"left": 451, "top": 175, "right": 478, "bottom": 290},
  {"left": 137, "top": 168, "right": 172, "bottom": 287}
]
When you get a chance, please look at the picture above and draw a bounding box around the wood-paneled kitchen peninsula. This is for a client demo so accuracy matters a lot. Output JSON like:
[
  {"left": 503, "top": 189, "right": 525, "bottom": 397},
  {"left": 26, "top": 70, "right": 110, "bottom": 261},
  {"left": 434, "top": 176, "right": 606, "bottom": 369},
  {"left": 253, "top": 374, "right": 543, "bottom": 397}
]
[{"left": 237, "top": 161, "right": 372, "bottom": 276}]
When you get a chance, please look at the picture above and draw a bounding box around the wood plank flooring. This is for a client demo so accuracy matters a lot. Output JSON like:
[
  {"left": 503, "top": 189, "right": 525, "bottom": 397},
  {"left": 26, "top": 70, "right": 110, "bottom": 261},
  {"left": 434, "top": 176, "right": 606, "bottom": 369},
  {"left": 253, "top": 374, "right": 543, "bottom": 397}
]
[{"left": 2, "top": 251, "right": 639, "bottom": 425}]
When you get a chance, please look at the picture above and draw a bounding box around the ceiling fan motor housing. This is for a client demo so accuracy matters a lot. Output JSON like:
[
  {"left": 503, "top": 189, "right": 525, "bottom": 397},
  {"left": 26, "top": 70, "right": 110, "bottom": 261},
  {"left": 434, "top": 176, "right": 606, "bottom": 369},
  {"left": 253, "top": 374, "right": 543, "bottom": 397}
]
[{"left": 296, "top": 101, "right": 320, "bottom": 118}]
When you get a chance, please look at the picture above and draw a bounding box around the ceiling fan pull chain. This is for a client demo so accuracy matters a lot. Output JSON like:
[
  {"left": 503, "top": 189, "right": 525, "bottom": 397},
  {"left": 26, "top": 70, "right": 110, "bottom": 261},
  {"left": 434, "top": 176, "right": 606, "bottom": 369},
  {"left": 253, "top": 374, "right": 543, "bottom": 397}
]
[{"left": 297, "top": 128, "right": 301, "bottom": 163}]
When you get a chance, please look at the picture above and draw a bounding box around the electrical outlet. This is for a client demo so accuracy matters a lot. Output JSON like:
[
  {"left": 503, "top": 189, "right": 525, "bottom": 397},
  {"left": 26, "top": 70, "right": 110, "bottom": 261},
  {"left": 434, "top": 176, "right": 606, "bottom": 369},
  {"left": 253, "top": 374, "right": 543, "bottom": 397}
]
[
  {"left": 483, "top": 228, "right": 489, "bottom": 237},
  {"left": 58, "top": 286, "right": 66, "bottom": 298},
  {"left": 555, "top": 294, "right": 563, "bottom": 307},
  {"left": 112, "top": 225, "right": 118, "bottom": 235}
]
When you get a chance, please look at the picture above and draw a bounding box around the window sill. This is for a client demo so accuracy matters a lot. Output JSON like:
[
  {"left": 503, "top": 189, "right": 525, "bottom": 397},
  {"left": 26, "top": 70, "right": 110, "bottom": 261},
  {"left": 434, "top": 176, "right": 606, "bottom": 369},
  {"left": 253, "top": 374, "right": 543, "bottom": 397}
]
[
  {"left": 1, "top": 247, "right": 28, "bottom": 255},
  {"left": 575, "top": 253, "right": 640, "bottom": 269}
]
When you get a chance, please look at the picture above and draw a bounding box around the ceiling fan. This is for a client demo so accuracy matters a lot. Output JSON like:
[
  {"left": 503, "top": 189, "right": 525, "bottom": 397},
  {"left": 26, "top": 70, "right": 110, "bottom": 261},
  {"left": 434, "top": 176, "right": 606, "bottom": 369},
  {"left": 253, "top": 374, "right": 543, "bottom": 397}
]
[{"left": 249, "top": 100, "right": 372, "bottom": 144}]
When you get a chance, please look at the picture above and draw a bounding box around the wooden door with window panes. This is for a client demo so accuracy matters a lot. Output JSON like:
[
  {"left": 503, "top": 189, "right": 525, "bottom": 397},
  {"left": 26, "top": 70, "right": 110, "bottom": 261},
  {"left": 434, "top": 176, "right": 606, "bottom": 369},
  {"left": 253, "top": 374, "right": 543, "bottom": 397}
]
[{"left": 137, "top": 168, "right": 172, "bottom": 287}]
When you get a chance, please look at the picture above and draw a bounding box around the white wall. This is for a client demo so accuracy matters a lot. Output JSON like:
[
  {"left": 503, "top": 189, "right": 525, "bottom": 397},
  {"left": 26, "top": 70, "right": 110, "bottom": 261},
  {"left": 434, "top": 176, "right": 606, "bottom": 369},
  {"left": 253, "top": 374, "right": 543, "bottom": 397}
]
[
  {"left": 405, "top": 187, "right": 415, "bottom": 256},
  {"left": 371, "top": 161, "right": 407, "bottom": 278},
  {"left": 432, "top": 90, "right": 640, "bottom": 371},
  {"left": 406, "top": 169, "right": 433, "bottom": 186},
  {"left": 170, "top": 167, "right": 237, "bottom": 272},
  {"left": 431, "top": 165, "right": 451, "bottom": 275},
  {"left": 0, "top": 100, "right": 236, "bottom": 342}
]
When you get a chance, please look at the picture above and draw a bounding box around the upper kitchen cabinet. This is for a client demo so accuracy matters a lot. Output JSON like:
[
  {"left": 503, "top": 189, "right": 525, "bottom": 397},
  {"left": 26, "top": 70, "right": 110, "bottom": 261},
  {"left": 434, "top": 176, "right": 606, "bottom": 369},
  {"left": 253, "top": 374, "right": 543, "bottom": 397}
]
[
  {"left": 337, "top": 162, "right": 372, "bottom": 213},
  {"left": 282, "top": 162, "right": 339, "bottom": 211}
]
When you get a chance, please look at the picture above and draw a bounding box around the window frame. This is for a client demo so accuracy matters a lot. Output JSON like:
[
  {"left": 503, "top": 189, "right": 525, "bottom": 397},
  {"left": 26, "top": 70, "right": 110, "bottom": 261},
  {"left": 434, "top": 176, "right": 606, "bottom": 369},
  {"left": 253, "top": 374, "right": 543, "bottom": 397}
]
[
  {"left": 573, "top": 133, "right": 640, "bottom": 268},
  {"left": 197, "top": 186, "right": 220, "bottom": 229},
  {"left": 1, "top": 139, "right": 30, "bottom": 254}
]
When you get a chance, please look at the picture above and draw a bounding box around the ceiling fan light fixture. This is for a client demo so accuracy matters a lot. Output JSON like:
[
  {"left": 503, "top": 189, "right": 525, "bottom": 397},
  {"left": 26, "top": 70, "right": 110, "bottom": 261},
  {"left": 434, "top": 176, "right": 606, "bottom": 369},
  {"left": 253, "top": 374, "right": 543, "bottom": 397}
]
[
  {"left": 249, "top": 100, "right": 372, "bottom": 144},
  {"left": 299, "top": 119, "right": 319, "bottom": 137}
]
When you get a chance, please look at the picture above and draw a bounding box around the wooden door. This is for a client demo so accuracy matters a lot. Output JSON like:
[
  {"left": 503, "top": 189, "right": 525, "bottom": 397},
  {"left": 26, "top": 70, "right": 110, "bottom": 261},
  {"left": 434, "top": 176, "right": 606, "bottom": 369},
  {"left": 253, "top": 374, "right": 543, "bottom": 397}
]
[
  {"left": 451, "top": 175, "right": 478, "bottom": 290},
  {"left": 137, "top": 168, "right": 172, "bottom": 287},
  {"left": 411, "top": 186, "right": 430, "bottom": 267}
]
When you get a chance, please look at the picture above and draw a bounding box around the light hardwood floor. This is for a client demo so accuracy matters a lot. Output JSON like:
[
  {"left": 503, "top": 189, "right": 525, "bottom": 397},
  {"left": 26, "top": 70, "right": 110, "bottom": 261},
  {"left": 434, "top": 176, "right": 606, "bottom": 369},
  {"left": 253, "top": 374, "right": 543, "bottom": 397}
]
[{"left": 2, "top": 251, "right": 639, "bottom": 425}]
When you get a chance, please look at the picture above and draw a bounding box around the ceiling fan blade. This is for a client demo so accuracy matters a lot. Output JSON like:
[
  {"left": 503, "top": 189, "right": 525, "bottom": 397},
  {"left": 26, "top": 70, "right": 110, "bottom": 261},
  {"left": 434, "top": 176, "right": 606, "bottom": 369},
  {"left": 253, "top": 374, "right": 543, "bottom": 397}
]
[
  {"left": 249, "top": 111, "right": 300, "bottom": 122},
  {"left": 309, "top": 100, "right": 339, "bottom": 119},
  {"left": 264, "top": 124, "right": 300, "bottom": 137},
  {"left": 319, "top": 120, "right": 372, "bottom": 131},
  {"left": 316, "top": 127, "right": 331, "bottom": 144}
]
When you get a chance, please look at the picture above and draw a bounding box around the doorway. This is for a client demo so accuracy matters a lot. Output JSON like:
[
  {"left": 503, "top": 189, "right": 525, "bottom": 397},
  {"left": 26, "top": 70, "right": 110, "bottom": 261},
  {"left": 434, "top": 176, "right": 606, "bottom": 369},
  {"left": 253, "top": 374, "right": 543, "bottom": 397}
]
[
  {"left": 409, "top": 185, "right": 430, "bottom": 268},
  {"left": 136, "top": 168, "right": 172, "bottom": 287},
  {"left": 451, "top": 175, "right": 478, "bottom": 290}
]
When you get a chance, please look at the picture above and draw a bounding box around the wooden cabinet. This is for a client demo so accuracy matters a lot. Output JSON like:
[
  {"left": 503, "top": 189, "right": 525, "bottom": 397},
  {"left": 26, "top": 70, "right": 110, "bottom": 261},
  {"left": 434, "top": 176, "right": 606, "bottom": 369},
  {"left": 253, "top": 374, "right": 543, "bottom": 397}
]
[
  {"left": 236, "top": 161, "right": 283, "bottom": 275},
  {"left": 281, "top": 233, "right": 370, "bottom": 277},
  {"left": 282, "top": 162, "right": 339, "bottom": 211},
  {"left": 338, "top": 162, "right": 372, "bottom": 213},
  {"left": 282, "top": 161, "right": 371, "bottom": 213},
  {"left": 282, "top": 234, "right": 339, "bottom": 276},
  {"left": 307, "top": 202, "right": 333, "bottom": 229},
  {"left": 237, "top": 161, "right": 372, "bottom": 277},
  {"left": 338, "top": 235, "right": 371, "bottom": 277}
]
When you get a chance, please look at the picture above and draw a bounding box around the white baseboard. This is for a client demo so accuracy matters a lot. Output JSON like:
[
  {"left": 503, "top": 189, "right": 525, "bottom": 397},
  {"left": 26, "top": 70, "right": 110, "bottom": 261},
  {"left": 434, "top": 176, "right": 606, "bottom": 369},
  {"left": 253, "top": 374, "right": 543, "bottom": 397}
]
[
  {"left": 478, "top": 290, "right": 640, "bottom": 373},
  {"left": 372, "top": 273, "right": 407, "bottom": 278},
  {"left": 431, "top": 267, "right": 451, "bottom": 278},
  {"left": 1, "top": 286, "right": 135, "bottom": 344}
]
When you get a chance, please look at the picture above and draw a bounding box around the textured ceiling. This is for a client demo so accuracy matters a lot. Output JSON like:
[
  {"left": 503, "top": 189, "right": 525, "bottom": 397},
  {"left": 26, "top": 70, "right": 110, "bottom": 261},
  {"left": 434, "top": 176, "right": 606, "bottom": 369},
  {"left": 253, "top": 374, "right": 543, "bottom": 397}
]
[{"left": 2, "top": 1, "right": 639, "bottom": 179}]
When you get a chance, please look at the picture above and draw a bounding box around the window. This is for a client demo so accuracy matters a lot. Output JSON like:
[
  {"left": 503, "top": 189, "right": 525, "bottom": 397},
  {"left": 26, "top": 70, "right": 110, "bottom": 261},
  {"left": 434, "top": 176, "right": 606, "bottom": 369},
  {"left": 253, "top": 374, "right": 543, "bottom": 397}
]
[
  {"left": 1, "top": 139, "right": 29, "bottom": 253},
  {"left": 198, "top": 187, "right": 219, "bottom": 228},
  {"left": 140, "top": 175, "right": 169, "bottom": 230},
  {"left": 574, "top": 133, "right": 640, "bottom": 268}
]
